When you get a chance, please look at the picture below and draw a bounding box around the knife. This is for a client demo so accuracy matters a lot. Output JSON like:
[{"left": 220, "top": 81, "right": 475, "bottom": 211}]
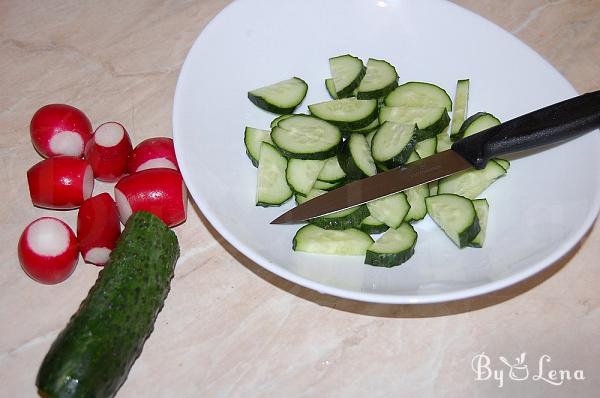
[{"left": 271, "top": 90, "right": 600, "bottom": 224}]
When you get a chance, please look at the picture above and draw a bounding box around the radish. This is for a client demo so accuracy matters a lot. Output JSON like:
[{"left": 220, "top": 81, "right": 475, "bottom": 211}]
[
  {"left": 18, "top": 217, "right": 79, "bottom": 284},
  {"left": 127, "top": 137, "right": 179, "bottom": 173},
  {"left": 27, "top": 156, "right": 94, "bottom": 209},
  {"left": 77, "top": 193, "right": 121, "bottom": 265},
  {"left": 114, "top": 168, "right": 187, "bottom": 227},
  {"left": 30, "top": 104, "right": 93, "bottom": 158},
  {"left": 84, "top": 122, "right": 133, "bottom": 182}
]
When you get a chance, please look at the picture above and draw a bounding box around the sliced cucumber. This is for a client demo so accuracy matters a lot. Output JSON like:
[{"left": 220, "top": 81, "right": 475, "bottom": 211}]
[
  {"left": 337, "top": 133, "right": 377, "bottom": 180},
  {"left": 429, "top": 181, "right": 439, "bottom": 196},
  {"left": 359, "top": 215, "right": 389, "bottom": 235},
  {"left": 244, "top": 127, "right": 272, "bottom": 167},
  {"left": 329, "top": 54, "right": 365, "bottom": 98},
  {"left": 293, "top": 224, "right": 374, "bottom": 255},
  {"left": 451, "top": 112, "right": 500, "bottom": 141},
  {"left": 286, "top": 159, "right": 324, "bottom": 196},
  {"left": 415, "top": 136, "right": 437, "bottom": 159},
  {"left": 309, "top": 98, "right": 378, "bottom": 130},
  {"left": 370, "top": 122, "right": 416, "bottom": 168},
  {"left": 469, "top": 199, "right": 489, "bottom": 248},
  {"left": 341, "top": 118, "right": 380, "bottom": 137},
  {"left": 426, "top": 194, "right": 480, "bottom": 248},
  {"left": 450, "top": 79, "right": 469, "bottom": 137},
  {"left": 270, "top": 114, "right": 295, "bottom": 129},
  {"left": 379, "top": 106, "right": 450, "bottom": 141},
  {"left": 356, "top": 58, "right": 399, "bottom": 100},
  {"left": 494, "top": 158, "right": 510, "bottom": 171},
  {"left": 317, "top": 156, "right": 346, "bottom": 183},
  {"left": 365, "top": 223, "right": 417, "bottom": 267},
  {"left": 271, "top": 115, "right": 342, "bottom": 160},
  {"left": 325, "top": 78, "right": 337, "bottom": 99},
  {"left": 256, "top": 142, "right": 293, "bottom": 206},
  {"left": 385, "top": 81, "right": 452, "bottom": 111},
  {"left": 248, "top": 77, "right": 308, "bottom": 114},
  {"left": 438, "top": 159, "right": 506, "bottom": 199},
  {"left": 296, "top": 189, "right": 369, "bottom": 229},
  {"left": 312, "top": 179, "right": 343, "bottom": 191},
  {"left": 366, "top": 192, "right": 410, "bottom": 229},
  {"left": 436, "top": 127, "right": 452, "bottom": 152},
  {"left": 403, "top": 151, "right": 430, "bottom": 222}
]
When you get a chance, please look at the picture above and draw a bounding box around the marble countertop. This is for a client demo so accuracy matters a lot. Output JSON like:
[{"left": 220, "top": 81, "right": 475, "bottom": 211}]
[{"left": 1, "top": 1, "right": 598, "bottom": 396}]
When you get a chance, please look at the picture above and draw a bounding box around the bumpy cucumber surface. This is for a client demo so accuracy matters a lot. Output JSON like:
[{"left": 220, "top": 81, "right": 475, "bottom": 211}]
[{"left": 36, "top": 212, "right": 179, "bottom": 398}]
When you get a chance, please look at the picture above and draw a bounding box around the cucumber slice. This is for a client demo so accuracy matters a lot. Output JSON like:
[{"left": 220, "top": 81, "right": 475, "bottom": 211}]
[
  {"left": 415, "top": 136, "right": 437, "bottom": 159},
  {"left": 356, "top": 58, "right": 399, "bottom": 100},
  {"left": 244, "top": 127, "right": 272, "bottom": 167},
  {"left": 256, "top": 142, "right": 293, "bottom": 206},
  {"left": 450, "top": 79, "right": 469, "bottom": 137},
  {"left": 293, "top": 224, "right": 374, "bottom": 255},
  {"left": 317, "top": 156, "right": 346, "bottom": 183},
  {"left": 337, "top": 133, "right": 377, "bottom": 180},
  {"left": 451, "top": 112, "right": 500, "bottom": 141},
  {"left": 309, "top": 98, "right": 378, "bottom": 130},
  {"left": 286, "top": 159, "right": 325, "bottom": 196},
  {"left": 370, "top": 122, "right": 416, "bottom": 168},
  {"left": 341, "top": 118, "right": 380, "bottom": 137},
  {"left": 366, "top": 192, "right": 410, "bottom": 229},
  {"left": 329, "top": 54, "right": 365, "bottom": 98},
  {"left": 359, "top": 215, "right": 389, "bottom": 235},
  {"left": 426, "top": 194, "right": 480, "bottom": 248},
  {"left": 379, "top": 106, "right": 450, "bottom": 141},
  {"left": 385, "top": 81, "right": 452, "bottom": 111},
  {"left": 436, "top": 127, "right": 452, "bottom": 152},
  {"left": 270, "top": 114, "right": 295, "bottom": 129},
  {"left": 429, "top": 181, "right": 439, "bottom": 196},
  {"left": 469, "top": 199, "right": 489, "bottom": 248},
  {"left": 296, "top": 189, "right": 369, "bottom": 229},
  {"left": 438, "top": 160, "right": 506, "bottom": 199},
  {"left": 403, "top": 151, "right": 430, "bottom": 222},
  {"left": 248, "top": 77, "right": 308, "bottom": 114},
  {"left": 493, "top": 158, "right": 510, "bottom": 171},
  {"left": 365, "top": 223, "right": 417, "bottom": 267},
  {"left": 312, "top": 179, "right": 343, "bottom": 191},
  {"left": 325, "top": 78, "right": 338, "bottom": 99},
  {"left": 271, "top": 115, "right": 342, "bottom": 160}
]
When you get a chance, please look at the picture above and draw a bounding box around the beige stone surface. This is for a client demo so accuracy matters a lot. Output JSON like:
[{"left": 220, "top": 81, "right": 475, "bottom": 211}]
[{"left": 0, "top": 1, "right": 598, "bottom": 397}]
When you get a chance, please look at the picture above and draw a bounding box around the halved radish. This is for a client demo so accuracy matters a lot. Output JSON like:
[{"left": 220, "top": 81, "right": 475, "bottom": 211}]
[
  {"left": 114, "top": 168, "right": 187, "bottom": 227},
  {"left": 27, "top": 156, "right": 94, "bottom": 209},
  {"left": 77, "top": 193, "right": 121, "bottom": 265},
  {"left": 18, "top": 217, "right": 79, "bottom": 284},
  {"left": 30, "top": 104, "right": 93, "bottom": 158},
  {"left": 127, "top": 137, "right": 179, "bottom": 173},
  {"left": 84, "top": 122, "right": 133, "bottom": 182}
]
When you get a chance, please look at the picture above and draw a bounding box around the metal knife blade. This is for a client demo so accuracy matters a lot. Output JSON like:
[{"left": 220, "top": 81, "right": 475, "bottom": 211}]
[{"left": 270, "top": 150, "right": 471, "bottom": 224}]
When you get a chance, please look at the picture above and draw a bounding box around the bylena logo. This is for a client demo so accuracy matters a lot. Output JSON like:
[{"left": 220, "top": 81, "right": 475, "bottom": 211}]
[{"left": 471, "top": 352, "right": 585, "bottom": 388}]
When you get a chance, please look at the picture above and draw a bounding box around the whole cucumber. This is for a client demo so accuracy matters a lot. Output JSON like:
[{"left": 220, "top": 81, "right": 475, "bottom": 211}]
[{"left": 36, "top": 211, "right": 179, "bottom": 398}]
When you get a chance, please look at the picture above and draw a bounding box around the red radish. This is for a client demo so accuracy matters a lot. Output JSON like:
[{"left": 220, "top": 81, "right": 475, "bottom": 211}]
[
  {"left": 27, "top": 156, "right": 94, "bottom": 209},
  {"left": 77, "top": 193, "right": 121, "bottom": 265},
  {"left": 84, "top": 122, "right": 133, "bottom": 182},
  {"left": 127, "top": 137, "right": 179, "bottom": 173},
  {"left": 18, "top": 217, "right": 79, "bottom": 284},
  {"left": 114, "top": 168, "right": 187, "bottom": 227},
  {"left": 30, "top": 104, "right": 93, "bottom": 158}
]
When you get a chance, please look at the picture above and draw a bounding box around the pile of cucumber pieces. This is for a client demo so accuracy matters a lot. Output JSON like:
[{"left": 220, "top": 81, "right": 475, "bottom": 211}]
[{"left": 245, "top": 54, "right": 509, "bottom": 268}]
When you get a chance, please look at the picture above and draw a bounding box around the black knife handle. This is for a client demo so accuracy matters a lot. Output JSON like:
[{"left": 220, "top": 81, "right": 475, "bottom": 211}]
[{"left": 451, "top": 90, "right": 600, "bottom": 169}]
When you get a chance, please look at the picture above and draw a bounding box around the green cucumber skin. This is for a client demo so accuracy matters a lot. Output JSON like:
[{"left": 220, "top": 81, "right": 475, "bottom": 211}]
[
  {"left": 458, "top": 216, "right": 481, "bottom": 248},
  {"left": 359, "top": 222, "right": 389, "bottom": 235},
  {"left": 337, "top": 138, "right": 367, "bottom": 180},
  {"left": 308, "top": 205, "right": 370, "bottom": 230},
  {"left": 376, "top": 135, "right": 417, "bottom": 169},
  {"left": 337, "top": 65, "right": 366, "bottom": 98},
  {"left": 415, "top": 111, "right": 450, "bottom": 141},
  {"left": 450, "top": 111, "right": 500, "bottom": 141},
  {"left": 36, "top": 212, "right": 179, "bottom": 398},
  {"left": 274, "top": 143, "right": 340, "bottom": 161},
  {"left": 247, "top": 93, "right": 298, "bottom": 115},
  {"left": 365, "top": 244, "right": 416, "bottom": 268},
  {"left": 356, "top": 80, "right": 398, "bottom": 100}
]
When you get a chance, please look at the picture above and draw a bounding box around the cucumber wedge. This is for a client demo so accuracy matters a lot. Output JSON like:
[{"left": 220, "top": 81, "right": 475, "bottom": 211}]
[
  {"left": 469, "top": 199, "right": 489, "bottom": 248},
  {"left": 337, "top": 133, "right": 377, "bottom": 180},
  {"left": 293, "top": 224, "right": 374, "bottom": 255},
  {"left": 317, "top": 156, "right": 346, "bottom": 183},
  {"left": 270, "top": 113, "right": 295, "bottom": 129},
  {"left": 404, "top": 151, "right": 430, "bottom": 222},
  {"left": 366, "top": 192, "right": 410, "bottom": 229},
  {"left": 379, "top": 106, "right": 450, "bottom": 141},
  {"left": 271, "top": 115, "right": 342, "bottom": 160},
  {"left": 450, "top": 79, "right": 469, "bottom": 137},
  {"left": 359, "top": 215, "right": 389, "bottom": 235},
  {"left": 494, "top": 158, "right": 510, "bottom": 172},
  {"left": 385, "top": 81, "right": 452, "bottom": 111},
  {"left": 438, "top": 159, "right": 506, "bottom": 199},
  {"left": 451, "top": 112, "right": 500, "bottom": 141},
  {"left": 436, "top": 127, "right": 453, "bottom": 152},
  {"left": 365, "top": 223, "right": 417, "bottom": 267},
  {"left": 256, "top": 142, "right": 293, "bottom": 206},
  {"left": 325, "top": 78, "right": 338, "bottom": 99},
  {"left": 297, "top": 189, "right": 369, "bottom": 230},
  {"left": 329, "top": 54, "right": 365, "bottom": 98},
  {"left": 309, "top": 98, "right": 378, "bottom": 130},
  {"left": 312, "top": 179, "right": 344, "bottom": 191},
  {"left": 415, "top": 136, "right": 437, "bottom": 159},
  {"left": 356, "top": 58, "right": 399, "bottom": 100},
  {"left": 370, "top": 122, "right": 416, "bottom": 168},
  {"left": 341, "top": 118, "right": 380, "bottom": 137},
  {"left": 286, "top": 159, "right": 325, "bottom": 196},
  {"left": 248, "top": 77, "right": 308, "bottom": 114},
  {"left": 244, "top": 127, "right": 272, "bottom": 167},
  {"left": 426, "top": 194, "right": 480, "bottom": 248}
]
